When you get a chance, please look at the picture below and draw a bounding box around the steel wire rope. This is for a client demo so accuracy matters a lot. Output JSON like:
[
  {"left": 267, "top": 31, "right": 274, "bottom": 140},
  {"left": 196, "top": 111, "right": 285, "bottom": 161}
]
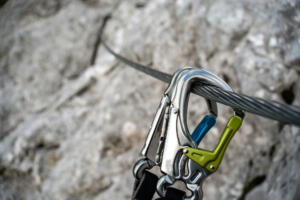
[{"left": 102, "top": 41, "right": 300, "bottom": 126}]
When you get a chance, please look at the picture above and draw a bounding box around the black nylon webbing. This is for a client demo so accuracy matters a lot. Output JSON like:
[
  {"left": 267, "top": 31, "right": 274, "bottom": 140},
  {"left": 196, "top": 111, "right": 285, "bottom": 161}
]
[
  {"left": 132, "top": 170, "right": 186, "bottom": 200},
  {"left": 155, "top": 188, "right": 186, "bottom": 200},
  {"left": 132, "top": 171, "right": 159, "bottom": 200}
]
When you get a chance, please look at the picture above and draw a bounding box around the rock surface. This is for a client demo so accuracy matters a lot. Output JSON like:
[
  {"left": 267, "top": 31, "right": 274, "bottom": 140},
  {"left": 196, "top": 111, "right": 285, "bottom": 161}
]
[{"left": 0, "top": 0, "right": 299, "bottom": 200}]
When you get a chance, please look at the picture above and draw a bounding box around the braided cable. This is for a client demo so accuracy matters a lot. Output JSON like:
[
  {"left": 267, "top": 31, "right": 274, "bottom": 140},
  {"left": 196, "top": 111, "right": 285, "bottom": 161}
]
[{"left": 102, "top": 41, "right": 300, "bottom": 126}]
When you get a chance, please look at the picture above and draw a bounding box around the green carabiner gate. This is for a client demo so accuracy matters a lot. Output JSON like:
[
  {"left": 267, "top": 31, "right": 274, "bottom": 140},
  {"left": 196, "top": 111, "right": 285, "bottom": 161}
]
[{"left": 183, "top": 115, "right": 243, "bottom": 173}]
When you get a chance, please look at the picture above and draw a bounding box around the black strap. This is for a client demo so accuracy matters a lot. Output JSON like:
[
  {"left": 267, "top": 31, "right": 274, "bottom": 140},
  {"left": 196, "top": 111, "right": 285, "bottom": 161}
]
[
  {"left": 132, "top": 171, "right": 159, "bottom": 200},
  {"left": 155, "top": 187, "right": 185, "bottom": 200},
  {"left": 132, "top": 170, "right": 186, "bottom": 200}
]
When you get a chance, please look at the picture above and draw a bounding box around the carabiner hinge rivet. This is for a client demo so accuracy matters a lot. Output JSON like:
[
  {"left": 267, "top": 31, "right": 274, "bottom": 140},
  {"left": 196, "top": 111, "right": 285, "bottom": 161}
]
[
  {"left": 155, "top": 155, "right": 160, "bottom": 163},
  {"left": 173, "top": 108, "right": 178, "bottom": 114}
]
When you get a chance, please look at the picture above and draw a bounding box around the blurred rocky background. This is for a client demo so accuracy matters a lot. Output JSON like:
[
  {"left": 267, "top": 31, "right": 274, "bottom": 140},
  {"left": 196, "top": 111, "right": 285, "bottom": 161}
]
[{"left": 0, "top": 0, "right": 299, "bottom": 199}]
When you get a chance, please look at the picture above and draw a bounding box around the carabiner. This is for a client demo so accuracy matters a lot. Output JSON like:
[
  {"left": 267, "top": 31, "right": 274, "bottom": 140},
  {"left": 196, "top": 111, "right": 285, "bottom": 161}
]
[
  {"left": 133, "top": 67, "right": 218, "bottom": 179},
  {"left": 157, "top": 68, "right": 244, "bottom": 200},
  {"left": 160, "top": 68, "right": 234, "bottom": 176}
]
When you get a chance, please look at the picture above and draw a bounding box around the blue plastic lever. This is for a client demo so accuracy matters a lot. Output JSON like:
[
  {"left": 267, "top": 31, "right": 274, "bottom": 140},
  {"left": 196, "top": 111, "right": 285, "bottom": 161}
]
[{"left": 191, "top": 115, "right": 216, "bottom": 144}]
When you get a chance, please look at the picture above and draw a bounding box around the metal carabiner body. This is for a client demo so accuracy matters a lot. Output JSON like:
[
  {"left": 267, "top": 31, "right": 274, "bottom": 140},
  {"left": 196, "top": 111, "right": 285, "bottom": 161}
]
[
  {"left": 133, "top": 67, "right": 244, "bottom": 200},
  {"left": 133, "top": 67, "right": 218, "bottom": 179},
  {"left": 157, "top": 68, "right": 244, "bottom": 200},
  {"left": 160, "top": 69, "right": 233, "bottom": 176}
]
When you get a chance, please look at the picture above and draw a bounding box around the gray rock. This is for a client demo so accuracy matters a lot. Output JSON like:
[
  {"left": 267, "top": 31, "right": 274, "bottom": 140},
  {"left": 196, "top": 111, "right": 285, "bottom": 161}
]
[{"left": 0, "top": 0, "right": 299, "bottom": 200}]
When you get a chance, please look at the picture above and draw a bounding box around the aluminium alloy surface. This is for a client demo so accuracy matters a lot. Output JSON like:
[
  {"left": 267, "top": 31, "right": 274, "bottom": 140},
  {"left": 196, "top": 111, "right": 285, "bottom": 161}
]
[{"left": 156, "top": 68, "right": 244, "bottom": 200}]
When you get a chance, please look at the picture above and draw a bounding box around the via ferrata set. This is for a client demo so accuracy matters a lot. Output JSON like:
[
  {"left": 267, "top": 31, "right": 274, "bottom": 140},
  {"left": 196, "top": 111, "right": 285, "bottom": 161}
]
[{"left": 132, "top": 68, "right": 245, "bottom": 200}]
